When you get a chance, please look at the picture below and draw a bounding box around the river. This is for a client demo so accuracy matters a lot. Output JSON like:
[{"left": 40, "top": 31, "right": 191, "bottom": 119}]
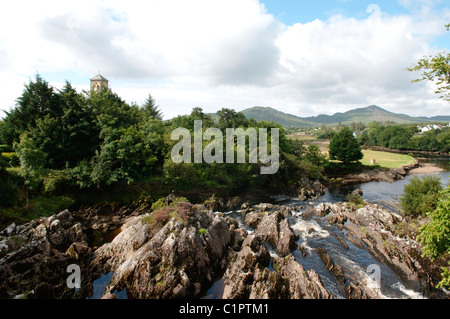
[
  {"left": 91, "top": 158, "right": 449, "bottom": 299},
  {"left": 203, "top": 158, "right": 450, "bottom": 299}
]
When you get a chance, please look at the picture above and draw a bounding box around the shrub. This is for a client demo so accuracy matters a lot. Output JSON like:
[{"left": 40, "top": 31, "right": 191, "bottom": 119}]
[
  {"left": 346, "top": 194, "right": 366, "bottom": 208},
  {"left": 175, "top": 201, "right": 196, "bottom": 224},
  {"left": 400, "top": 175, "right": 443, "bottom": 217},
  {"left": 151, "top": 196, "right": 189, "bottom": 211},
  {"left": 417, "top": 186, "right": 450, "bottom": 287},
  {"left": 142, "top": 201, "right": 196, "bottom": 230}
]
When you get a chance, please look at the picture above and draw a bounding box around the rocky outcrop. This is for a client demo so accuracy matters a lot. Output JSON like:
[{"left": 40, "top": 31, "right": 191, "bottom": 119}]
[
  {"left": 298, "top": 178, "right": 325, "bottom": 201},
  {"left": 243, "top": 206, "right": 298, "bottom": 257},
  {"left": 315, "top": 202, "right": 447, "bottom": 298},
  {"left": 222, "top": 234, "right": 332, "bottom": 299},
  {"left": 1, "top": 194, "right": 447, "bottom": 300},
  {"left": 0, "top": 210, "right": 91, "bottom": 299},
  {"left": 316, "top": 247, "right": 345, "bottom": 285},
  {"left": 89, "top": 205, "right": 231, "bottom": 299}
]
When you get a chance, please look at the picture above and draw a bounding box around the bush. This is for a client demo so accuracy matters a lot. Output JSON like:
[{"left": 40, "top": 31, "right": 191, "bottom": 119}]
[
  {"left": 346, "top": 194, "right": 366, "bottom": 208},
  {"left": 400, "top": 175, "right": 443, "bottom": 217},
  {"left": 142, "top": 201, "right": 196, "bottom": 230},
  {"left": 417, "top": 186, "right": 450, "bottom": 287},
  {"left": 151, "top": 196, "right": 189, "bottom": 211}
]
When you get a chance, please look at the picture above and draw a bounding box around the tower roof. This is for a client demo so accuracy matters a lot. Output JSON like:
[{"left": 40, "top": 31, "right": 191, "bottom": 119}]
[{"left": 90, "top": 74, "right": 108, "bottom": 81}]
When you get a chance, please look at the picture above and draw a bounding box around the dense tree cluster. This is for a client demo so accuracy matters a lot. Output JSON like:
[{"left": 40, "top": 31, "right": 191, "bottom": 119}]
[
  {"left": 0, "top": 75, "right": 324, "bottom": 209},
  {"left": 358, "top": 122, "right": 450, "bottom": 153}
]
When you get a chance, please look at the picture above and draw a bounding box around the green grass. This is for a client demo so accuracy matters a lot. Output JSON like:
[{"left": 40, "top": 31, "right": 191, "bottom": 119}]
[
  {"left": 360, "top": 150, "right": 415, "bottom": 169},
  {"left": 287, "top": 134, "right": 318, "bottom": 142}
]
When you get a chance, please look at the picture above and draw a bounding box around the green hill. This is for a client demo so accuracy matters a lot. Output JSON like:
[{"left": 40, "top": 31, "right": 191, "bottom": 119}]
[
  {"left": 240, "top": 105, "right": 450, "bottom": 128},
  {"left": 240, "top": 106, "right": 313, "bottom": 127}
]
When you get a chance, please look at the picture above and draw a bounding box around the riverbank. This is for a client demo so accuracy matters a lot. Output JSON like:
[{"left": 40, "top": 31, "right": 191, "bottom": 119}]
[
  {"left": 326, "top": 160, "right": 420, "bottom": 185},
  {"left": 409, "top": 162, "right": 446, "bottom": 174}
]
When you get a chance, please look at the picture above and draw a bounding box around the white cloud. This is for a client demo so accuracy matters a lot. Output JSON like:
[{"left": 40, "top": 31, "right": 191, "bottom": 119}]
[{"left": 0, "top": 0, "right": 449, "bottom": 120}]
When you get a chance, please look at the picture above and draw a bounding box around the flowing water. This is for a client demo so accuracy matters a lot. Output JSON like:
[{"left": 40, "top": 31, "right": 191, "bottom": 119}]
[{"left": 203, "top": 158, "right": 450, "bottom": 300}]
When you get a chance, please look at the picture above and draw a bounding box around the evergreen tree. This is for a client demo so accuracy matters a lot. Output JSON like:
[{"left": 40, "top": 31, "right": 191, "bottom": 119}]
[
  {"left": 329, "top": 126, "right": 363, "bottom": 163},
  {"left": 1, "top": 74, "right": 61, "bottom": 146},
  {"left": 142, "top": 94, "right": 163, "bottom": 120}
]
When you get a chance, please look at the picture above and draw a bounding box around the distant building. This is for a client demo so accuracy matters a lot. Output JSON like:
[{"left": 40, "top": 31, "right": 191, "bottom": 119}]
[
  {"left": 90, "top": 74, "right": 109, "bottom": 92},
  {"left": 418, "top": 123, "right": 450, "bottom": 134}
]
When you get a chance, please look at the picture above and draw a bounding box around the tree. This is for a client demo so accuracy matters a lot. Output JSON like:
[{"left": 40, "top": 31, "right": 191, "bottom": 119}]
[
  {"left": 14, "top": 133, "right": 47, "bottom": 207},
  {"left": 417, "top": 185, "right": 450, "bottom": 287},
  {"left": 328, "top": 127, "right": 363, "bottom": 163},
  {"left": 407, "top": 24, "right": 450, "bottom": 101},
  {"left": 1, "top": 74, "right": 61, "bottom": 146},
  {"left": 142, "top": 94, "right": 163, "bottom": 120},
  {"left": 216, "top": 108, "right": 248, "bottom": 131},
  {"left": 400, "top": 175, "right": 443, "bottom": 217}
]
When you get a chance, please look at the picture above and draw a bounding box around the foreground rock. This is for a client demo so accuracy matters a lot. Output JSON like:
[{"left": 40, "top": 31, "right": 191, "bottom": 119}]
[
  {"left": 89, "top": 203, "right": 231, "bottom": 299},
  {"left": 223, "top": 234, "right": 332, "bottom": 299},
  {"left": 315, "top": 202, "right": 447, "bottom": 298},
  {"left": 0, "top": 210, "right": 91, "bottom": 298}
]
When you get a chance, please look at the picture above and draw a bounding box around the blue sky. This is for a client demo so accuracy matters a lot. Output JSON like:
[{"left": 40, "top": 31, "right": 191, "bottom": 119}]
[
  {"left": 262, "top": 0, "right": 410, "bottom": 24},
  {"left": 262, "top": 0, "right": 450, "bottom": 48},
  {"left": 0, "top": 0, "right": 449, "bottom": 119}
]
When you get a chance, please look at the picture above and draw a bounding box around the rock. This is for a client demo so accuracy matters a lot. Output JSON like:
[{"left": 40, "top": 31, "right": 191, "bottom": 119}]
[
  {"left": 254, "top": 211, "right": 282, "bottom": 248},
  {"left": 249, "top": 266, "right": 284, "bottom": 299},
  {"left": 251, "top": 210, "right": 297, "bottom": 257},
  {"left": 231, "top": 228, "right": 248, "bottom": 251},
  {"left": 223, "top": 235, "right": 271, "bottom": 299},
  {"left": 278, "top": 255, "right": 332, "bottom": 299},
  {"left": 302, "top": 206, "right": 315, "bottom": 220},
  {"left": 316, "top": 247, "right": 346, "bottom": 285},
  {"left": 298, "top": 179, "right": 325, "bottom": 201},
  {"left": 345, "top": 282, "right": 370, "bottom": 299},
  {"left": 65, "top": 242, "right": 91, "bottom": 261},
  {"left": 324, "top": 202, "right": 449, "bottom": 298},
  {"left": 101, "top": 292, "right": 118, "bottom": 299},
  {"left": 351, "top": 189, "right": 363, "bottom": 197},
  {"left": 90, "top": 208, "right": 231, "bottom": 299},
  {"left": 244, "top": 212, "right": 261, "bottom": 229},
  {"left": 276, "top": 219, "right": 297, "bottom": 256},
  {"left": 0, "top": 210, "right": 91, "bottom": 299}
]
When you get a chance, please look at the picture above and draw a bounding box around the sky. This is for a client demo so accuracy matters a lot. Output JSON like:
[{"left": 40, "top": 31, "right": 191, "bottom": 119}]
[{"left": 0, "top": 0, "right": 449, "bottom": 120}]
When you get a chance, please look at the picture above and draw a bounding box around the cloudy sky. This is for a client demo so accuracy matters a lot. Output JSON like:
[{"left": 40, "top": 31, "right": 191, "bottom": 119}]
[{"left": 0, "top": 0, "right": 449, "bottom": 120}]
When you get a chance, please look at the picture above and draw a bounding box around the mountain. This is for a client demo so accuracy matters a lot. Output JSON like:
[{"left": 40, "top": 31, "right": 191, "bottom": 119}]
[
  {"left": 240, "top": 105, "right": 450, "bottom": 128},
  {"left": 240, "top": 106, "right": 312, "bottom": 128}
]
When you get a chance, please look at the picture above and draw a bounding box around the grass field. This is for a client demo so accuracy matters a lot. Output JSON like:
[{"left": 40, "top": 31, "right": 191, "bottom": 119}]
[
  {"left": 360, "top": 150, "right": 416, "bottom": 169},
  {"left": 287, "top": 134, "right": 318, "bottom": 142}
]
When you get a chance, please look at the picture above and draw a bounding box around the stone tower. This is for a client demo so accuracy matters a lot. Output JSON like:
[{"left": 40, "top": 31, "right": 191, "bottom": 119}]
[{"left": 90, "top": 74, "right": 109, "bottom": 92}]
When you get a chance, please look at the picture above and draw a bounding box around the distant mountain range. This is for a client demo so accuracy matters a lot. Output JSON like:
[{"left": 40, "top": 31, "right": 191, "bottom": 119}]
[{"left": 240, "top": 105, "right": 450, "bottom": 128}]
